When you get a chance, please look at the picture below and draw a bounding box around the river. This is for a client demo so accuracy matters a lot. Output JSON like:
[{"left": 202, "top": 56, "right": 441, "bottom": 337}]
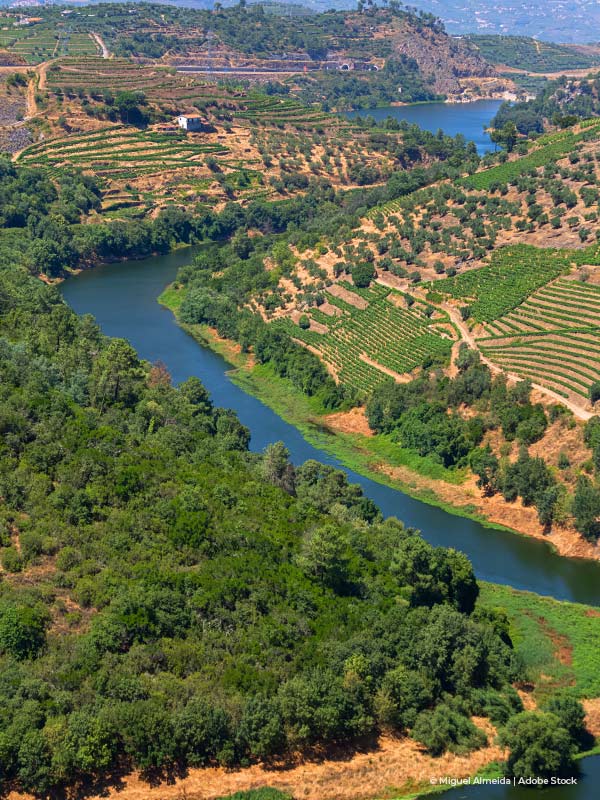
[
  {"left": 345, "top": 99, "right": 503, "bottom": 154},
  {"left": 60, "top": 251, "right": 600, "bottom": 607},
  {"left": 60, "top": 249, "right": 600, "bottom": 800}
]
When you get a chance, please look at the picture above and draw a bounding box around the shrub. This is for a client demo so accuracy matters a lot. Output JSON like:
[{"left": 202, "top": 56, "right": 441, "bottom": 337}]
[
  {"left": 590, "top": 381, "right": 600, "bottom": 404},
  {"left": 411, "top": 704, "right": 487, "bottom": 756},
  {"left": 1, "top": 547, "right": 23, "bottom": 573}
]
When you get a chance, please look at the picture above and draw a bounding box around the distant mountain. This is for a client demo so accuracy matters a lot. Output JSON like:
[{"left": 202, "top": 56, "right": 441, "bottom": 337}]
[
  {"left": 27, "top": 0, "right": 600, "bottom": 44},
  {"left": 243, "top": 0, "right": 600, "bottom": 44},
  {"left": 365, "top": 0, "right": 600, "bottom": 44}
]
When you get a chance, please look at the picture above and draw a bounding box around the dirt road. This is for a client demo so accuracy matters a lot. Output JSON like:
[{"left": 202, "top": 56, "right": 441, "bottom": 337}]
[
  {"left": 443, "top": 303, "right": 593, "bottom": 420},
  {"left": 91, "top": 32, "right": 110, "bottom": 59},
  {"left": 375, "top": 276, "right": 593, "bottom": 420}
]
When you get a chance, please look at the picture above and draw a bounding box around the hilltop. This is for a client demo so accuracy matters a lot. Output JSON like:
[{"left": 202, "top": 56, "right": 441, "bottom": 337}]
[
  {"left": 406, "top": 0, "right": 600, "bottom": 44},
  {"left": 0, "top": 4, "right": 515, "bottom": 106}
]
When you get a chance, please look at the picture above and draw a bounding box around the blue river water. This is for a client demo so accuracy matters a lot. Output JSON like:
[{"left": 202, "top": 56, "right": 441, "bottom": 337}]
[
  {"left": 345, "top": 99, "right": 503, "bottom": 154},
  {"left": 61, "top": 250, "right": 600, "bottom": 608}
]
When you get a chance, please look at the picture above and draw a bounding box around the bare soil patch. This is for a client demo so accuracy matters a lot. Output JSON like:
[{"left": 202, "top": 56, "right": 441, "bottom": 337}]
[
  {"left": 323, "top": 406, "right": 373, "bottom": 437},
  {"left": 327, "top": 283, "right": 368, "bottom": 309},
  {"left": 375, "top": 459, "right": 600, "bottom": 561},
  {"left": 537, "top": 617, "right": 573, "bottom": 667},
  {"left": 583, "top": 698, "right": 600, "bottom": 737}
]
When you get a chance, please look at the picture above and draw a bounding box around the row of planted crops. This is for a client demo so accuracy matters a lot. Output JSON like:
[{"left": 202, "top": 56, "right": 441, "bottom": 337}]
[
  {"left": 0, "top": 28, "right": 98, "bottom": 63},
  {"left": 45, "top": 59, "right": 335, "bottom": 129},
  {"left": 279, "top": 282, "right": 453, "bottom": 392},
  {"left": 463, "top": 119, "right": 600, "bottom": 190},
  {"left": 476, "top": 278, "right": 600, "bottom": 400},
  {"left": 17, "top": 126, "right": 229, "bottom": 180}
]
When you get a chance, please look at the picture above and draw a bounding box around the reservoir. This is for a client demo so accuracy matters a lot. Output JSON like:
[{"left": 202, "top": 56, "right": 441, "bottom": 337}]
[{"left": 345, "top": 98, "right": 503, "bottom": 154}]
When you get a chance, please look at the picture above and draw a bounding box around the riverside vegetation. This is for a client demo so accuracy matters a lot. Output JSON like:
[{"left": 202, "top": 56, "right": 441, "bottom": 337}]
[{"left": 2, "top": 4, "right": 600, "bottom": 797}]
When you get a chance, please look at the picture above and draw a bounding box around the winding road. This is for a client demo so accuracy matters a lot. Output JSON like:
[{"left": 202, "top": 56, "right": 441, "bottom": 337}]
[{"left": 444, "top": 302, "right": 594, "bottom": 420}]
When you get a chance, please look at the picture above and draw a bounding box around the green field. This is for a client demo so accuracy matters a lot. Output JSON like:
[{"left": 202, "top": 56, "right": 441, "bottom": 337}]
[
  {"left": 0, "top": 24, "right": 99, "bottom": 64},
  {"left": 478, "top": 583, "right": 600, "bottom": 701}
]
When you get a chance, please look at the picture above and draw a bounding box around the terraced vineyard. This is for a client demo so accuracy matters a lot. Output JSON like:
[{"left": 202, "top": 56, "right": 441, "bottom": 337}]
[
  {"left": 237, "top": 95, "right": 332, "bottom": 128},
  {"left": 277, "top": 282, "right": 453, "bottom": 392},
  {"left": 16, "top": 125, "right": 229, "bottom": 181},
  {"left": 477, "top": 279, "right": 600, "bottom": 400},
  {"left": 463, "top": 120, "right": 600, "bottom": 191},
  {"left": 432, "top": 245, "right": 572, "bottom": 323},
  {"left": 0, "top": 26, "right": 99, "bottom": 64},
  {"left": 46, "top": 59, "right": 337, "bottom": 129},
  {"left": 46, "top": 59, "right": 235, "bottom": 105}
]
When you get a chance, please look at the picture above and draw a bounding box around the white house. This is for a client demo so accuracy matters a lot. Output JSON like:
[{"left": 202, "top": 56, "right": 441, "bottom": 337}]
[{"left": 176, "top": 115, "right": 203, "bottom": 132}]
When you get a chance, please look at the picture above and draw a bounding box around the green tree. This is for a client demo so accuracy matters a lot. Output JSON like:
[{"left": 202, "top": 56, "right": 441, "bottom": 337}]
[
  {"left": 351, "top": 261, "right": 375, "bottom": 288},
  {"left": 374, "top": 666, "right": 432, "bottom": 730},
  {"left": 237, "top": 696, "right": 286, "bottom": 761},
  {"left": 17, "top": 730, "right": 52, "bottom": 795},
  {"left": 296, "top": 524, "right": 350, "bottom": 591},
  {"left": 261, "top": 441, "right": 296, "bottom": 494},
  {"left": 90, "top": 339, "right": 145, "bottom": 411},
  {"left": 590, "top": 381, "right": 600, "bottom": 404},
  {"left": 572, "top": 475, "right": 600, "bottom": 541},
  {"left": 411, "top": 704, "right": 486, "bottom": 756},
  {"left": 469, "top": 446, "right": 500, "bottom": 495},
  {"left": 491, "top": 122, "right": 518, "bottom": 152},
  {"left": 542, "top": 695, "right": 588, "bottom": 748},
  {"left": 0, "top": 603, "right": 48, "bottom": 660},
  {"left": 175, "top": 698, "right": 233, "bottom": 767},
  {"left": 500, "top": 712, "right": 576, "bottom": 780}
]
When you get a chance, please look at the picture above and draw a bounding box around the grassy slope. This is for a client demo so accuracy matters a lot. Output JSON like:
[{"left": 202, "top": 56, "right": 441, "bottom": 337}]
[{"left": 479, "top": 583, "right": 600, "bottom": 701}]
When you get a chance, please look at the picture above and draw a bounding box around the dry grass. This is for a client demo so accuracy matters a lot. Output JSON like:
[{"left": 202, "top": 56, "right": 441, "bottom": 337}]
[{"left": 6, "top": 729, "right": 505, "bottom": 800}]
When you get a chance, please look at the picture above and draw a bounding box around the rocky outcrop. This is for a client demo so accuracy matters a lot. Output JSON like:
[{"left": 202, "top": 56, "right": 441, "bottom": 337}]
[{"left": 390, "top": 21, "right": 496, "bottom": 96}]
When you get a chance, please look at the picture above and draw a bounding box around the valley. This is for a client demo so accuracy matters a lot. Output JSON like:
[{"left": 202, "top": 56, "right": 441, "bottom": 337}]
[{"left": 2, "top": 3, "right": 600, "bottom": 800}]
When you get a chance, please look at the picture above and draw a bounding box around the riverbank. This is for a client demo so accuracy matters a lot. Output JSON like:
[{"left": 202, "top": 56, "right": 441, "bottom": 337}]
[
  {"left": 8, "top": 581, "right": 600, "bottom": 800},
  {"left": 158, "top": 285, "right": 600, "bottom": 564}
]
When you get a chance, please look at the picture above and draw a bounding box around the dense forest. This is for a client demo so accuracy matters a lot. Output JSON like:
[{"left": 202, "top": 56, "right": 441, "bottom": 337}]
[{"left": 0, "top": 157, "right": 199, "bottom": 276}]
